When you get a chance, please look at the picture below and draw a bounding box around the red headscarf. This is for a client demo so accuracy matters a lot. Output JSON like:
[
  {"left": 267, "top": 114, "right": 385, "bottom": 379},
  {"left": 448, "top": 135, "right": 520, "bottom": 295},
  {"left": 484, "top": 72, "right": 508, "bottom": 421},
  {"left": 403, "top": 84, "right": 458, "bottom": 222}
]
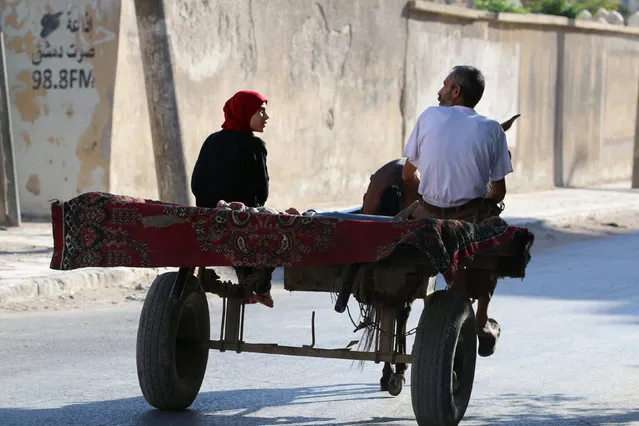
[{"left": 221, "top": 90, "right": 268, "bottom": 132}]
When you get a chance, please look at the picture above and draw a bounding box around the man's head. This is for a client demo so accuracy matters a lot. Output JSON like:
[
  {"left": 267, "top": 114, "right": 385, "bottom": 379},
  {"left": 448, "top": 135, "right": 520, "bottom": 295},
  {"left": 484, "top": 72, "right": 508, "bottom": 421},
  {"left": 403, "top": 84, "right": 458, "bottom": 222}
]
[{"left": 437, "top": 65, "right": 485, "bottom": 108}]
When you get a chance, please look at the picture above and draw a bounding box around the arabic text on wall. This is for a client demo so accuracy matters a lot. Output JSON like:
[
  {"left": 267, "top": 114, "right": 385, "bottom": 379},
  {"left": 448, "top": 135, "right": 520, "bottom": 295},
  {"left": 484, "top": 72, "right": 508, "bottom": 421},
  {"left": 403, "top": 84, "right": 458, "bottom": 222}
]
[{"left": 31, "top": 7, "right": 96, "bottom": 91}]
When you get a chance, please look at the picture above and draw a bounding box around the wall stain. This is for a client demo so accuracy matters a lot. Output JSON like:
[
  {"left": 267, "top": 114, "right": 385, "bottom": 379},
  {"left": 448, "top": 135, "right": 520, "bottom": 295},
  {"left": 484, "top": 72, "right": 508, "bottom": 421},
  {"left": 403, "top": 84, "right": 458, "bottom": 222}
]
[
  {"left": 26, "top": 174, "right": 41, "bottom": 195},
  {"left": 63, "top": 104, "right": 74, "bottom": 118},
  {"left": 13, "top": 70, "right": 46, "bottom": 123},
  {"left": 3, "top": 5, "right": 45, "bottom": 125},
  {"left": 20, "top": 130, "right": 32, "bottom": 151},
  {"left": 3, "top": 5, "right": 32, "bottom": 54}
]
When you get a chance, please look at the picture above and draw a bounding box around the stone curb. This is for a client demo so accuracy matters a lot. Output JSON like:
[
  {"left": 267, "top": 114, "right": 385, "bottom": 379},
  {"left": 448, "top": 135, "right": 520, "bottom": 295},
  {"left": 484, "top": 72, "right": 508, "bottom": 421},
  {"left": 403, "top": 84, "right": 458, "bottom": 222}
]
[{"left": 0, "top": 267, "right": 162, "bottom": 305}]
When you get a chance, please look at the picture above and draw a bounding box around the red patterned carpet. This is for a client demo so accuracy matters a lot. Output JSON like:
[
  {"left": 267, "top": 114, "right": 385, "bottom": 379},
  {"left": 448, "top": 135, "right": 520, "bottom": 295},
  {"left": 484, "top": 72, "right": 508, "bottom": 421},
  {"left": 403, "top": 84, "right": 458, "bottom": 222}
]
[{"left": 49, "top": 192, "right": 534, "bottom": 280}]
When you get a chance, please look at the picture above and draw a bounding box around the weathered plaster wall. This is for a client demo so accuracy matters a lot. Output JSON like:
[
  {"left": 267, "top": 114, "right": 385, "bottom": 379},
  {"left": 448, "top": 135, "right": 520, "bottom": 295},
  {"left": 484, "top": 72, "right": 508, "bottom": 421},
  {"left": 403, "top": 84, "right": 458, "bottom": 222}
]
[
  {"left": 110, "top": 0, "right": 409, "bottom": 211},
  {"left": 110, "top": 0, "right": 156, "bottom": 201},
  {"left": 1, "top": 0, "right": 120, "bottom": 216},
  {"left": 559, "top": 31, "right": 639, "bottom": 187},
  {"left": 485, "top": 23, "right": 559, "bottom": 189}
]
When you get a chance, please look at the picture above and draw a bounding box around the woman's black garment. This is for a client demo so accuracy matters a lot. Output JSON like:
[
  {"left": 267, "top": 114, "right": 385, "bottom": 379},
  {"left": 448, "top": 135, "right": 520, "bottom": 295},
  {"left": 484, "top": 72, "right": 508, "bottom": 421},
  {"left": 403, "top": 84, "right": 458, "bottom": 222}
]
[
  {"left": 191, "top": 130, "right": 269, "bottom": 209},
  {"left": 191, "top": 129, "right": 271, "bottom": 293}
]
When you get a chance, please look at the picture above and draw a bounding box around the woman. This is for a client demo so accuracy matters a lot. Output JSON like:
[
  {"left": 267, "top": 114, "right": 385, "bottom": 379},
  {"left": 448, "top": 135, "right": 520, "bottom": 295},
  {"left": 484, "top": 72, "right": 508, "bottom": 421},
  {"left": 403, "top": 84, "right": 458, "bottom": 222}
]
[{"left": 191, "top": 90, "right": 274, "bottom": 308}]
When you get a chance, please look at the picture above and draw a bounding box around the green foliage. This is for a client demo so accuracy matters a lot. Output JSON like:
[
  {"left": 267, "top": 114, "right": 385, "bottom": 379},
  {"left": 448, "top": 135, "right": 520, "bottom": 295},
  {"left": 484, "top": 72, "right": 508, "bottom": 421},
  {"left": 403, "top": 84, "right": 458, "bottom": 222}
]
[
  {"left": 476, "top": 0, "right": 622, "bottom": 17},
  {"left": 533, "top": 0, "right": 583, "bottom": 18},
  {"left": 475, "top": 0, "right": 529, "bottom": 13}
]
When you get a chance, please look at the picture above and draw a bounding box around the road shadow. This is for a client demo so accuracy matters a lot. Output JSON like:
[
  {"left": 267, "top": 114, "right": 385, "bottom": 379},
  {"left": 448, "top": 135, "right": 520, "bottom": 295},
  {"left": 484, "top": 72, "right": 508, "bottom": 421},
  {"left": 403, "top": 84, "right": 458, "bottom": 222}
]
[
  {"left": 494, "top": 223, "right": 639, "bottom": 321},
  {"left": 3, "top": 387, "right": 637, "bottom": 425},
  {"left": 465, "top": 392, "right": 639, "bottom": 425},
  {"left": 0, "top": 248, "right": 53, "bottom": 256},
  {"left": 0, "top": 383, "right": 414, "bottom": 426},
  {"left": 418, "top": 215, "right": 639, "bottom": 321}
]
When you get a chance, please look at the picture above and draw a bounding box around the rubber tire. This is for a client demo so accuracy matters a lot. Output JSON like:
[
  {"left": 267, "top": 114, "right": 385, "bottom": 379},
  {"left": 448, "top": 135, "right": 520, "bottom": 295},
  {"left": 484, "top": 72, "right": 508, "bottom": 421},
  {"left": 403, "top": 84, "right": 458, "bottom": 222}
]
[
  {"left": 410, "top": 290, "right": 477, "bottom": 426},
  {"left": 136, "top": 271, "right": 210, "bottom": 410}
]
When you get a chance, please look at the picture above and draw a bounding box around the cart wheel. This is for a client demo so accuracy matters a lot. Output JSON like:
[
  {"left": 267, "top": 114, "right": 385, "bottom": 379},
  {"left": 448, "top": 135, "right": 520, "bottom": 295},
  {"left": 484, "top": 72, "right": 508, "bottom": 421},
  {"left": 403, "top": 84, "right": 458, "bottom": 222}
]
[
  {"left": 410, "top": 290, "right": 477, "bottom": 426},
  {"left": 388, "top": 373, "right": 405, "bottom": 396},
  {"left": 136, "top": 271, "right": 210, "bottom": 410}
]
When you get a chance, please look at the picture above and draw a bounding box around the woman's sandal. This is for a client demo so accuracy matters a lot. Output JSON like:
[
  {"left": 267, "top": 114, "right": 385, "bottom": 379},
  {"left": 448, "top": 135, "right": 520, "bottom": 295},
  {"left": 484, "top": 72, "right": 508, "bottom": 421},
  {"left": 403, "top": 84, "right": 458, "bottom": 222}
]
[
  {"left": 242, "top": 295, "right": 257, "bottom": 304},
  {"left": 477, "top": 318, "right": 500, "bottom": 357},
  {"left": 251, "top": 292, "right": 274, "bottom": 308}
]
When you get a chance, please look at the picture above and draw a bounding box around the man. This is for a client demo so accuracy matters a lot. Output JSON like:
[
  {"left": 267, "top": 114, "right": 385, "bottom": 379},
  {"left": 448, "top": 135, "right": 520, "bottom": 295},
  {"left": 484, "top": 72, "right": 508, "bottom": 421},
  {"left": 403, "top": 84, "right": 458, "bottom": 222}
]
[{"left": 400, "top": 65, "right": 513, "bottom": 357}]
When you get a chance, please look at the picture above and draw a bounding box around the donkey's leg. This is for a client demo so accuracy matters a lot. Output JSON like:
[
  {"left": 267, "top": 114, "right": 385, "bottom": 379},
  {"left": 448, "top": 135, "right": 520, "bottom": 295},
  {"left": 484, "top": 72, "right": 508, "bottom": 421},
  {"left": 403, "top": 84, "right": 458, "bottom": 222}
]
[
  {"left": 380, "top": 362, "right": 393, "bottom": 391},
  {"left": 395, "top": 302, "right": 412, "bottom": 376}
]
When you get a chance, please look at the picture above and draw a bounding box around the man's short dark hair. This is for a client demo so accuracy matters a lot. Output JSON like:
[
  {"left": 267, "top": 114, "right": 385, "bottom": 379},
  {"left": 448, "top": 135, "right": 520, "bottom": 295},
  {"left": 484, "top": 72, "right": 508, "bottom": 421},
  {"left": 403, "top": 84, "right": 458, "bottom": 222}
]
[{"left": 449, "top": 65, "right": 485, "bottom": 108}]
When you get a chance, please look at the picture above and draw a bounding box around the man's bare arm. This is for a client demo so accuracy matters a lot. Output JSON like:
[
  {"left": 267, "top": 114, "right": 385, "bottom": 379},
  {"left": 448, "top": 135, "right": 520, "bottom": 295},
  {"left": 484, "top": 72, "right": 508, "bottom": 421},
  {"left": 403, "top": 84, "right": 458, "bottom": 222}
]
[
  {"left": 485, "top": 178, "right": 506, "bottom": 202},
  {"left": 401, "top": 159, "right": 421, "bottom": 199},
  {"left": 402, "top": 159, "right": 420, "bottom": 185}
]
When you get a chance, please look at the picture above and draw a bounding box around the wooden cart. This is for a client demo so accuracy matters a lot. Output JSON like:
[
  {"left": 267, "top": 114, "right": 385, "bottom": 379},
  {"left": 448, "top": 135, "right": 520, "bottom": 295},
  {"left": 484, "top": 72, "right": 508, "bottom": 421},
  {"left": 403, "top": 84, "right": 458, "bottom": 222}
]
[
  {"left": 134, "top": 211, "right": 531, "bottom": 426},
  {"left": 49, "top": 194, "right": 533, "bottom": 426}
]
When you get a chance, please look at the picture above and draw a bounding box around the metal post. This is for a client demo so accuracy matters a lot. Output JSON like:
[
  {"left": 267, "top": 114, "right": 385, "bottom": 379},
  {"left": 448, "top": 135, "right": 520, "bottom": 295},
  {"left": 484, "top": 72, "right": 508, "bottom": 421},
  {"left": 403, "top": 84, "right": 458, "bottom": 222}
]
[
  {"left": 133, "top": 0, "right": 190, "bottom": 205},
  {"left": 632, "top": 75, "right": 639, "bottom": 188},
  {"left": 0, "top": 31, "right": 21, "bottom": 226}
]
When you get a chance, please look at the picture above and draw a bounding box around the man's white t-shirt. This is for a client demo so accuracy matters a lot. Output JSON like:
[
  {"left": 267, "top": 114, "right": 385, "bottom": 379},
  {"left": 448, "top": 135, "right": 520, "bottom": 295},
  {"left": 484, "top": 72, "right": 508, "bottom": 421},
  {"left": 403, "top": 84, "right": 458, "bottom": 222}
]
[{"left": 403, "top": 105, "right": 513, "bottom": 208}]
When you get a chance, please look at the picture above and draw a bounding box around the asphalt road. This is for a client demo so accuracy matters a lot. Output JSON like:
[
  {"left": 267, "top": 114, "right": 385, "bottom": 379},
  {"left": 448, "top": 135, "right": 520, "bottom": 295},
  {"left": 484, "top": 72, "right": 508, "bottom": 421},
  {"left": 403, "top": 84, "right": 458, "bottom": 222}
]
[{"left": 1, "top": 232, "right": 638, "bottom": 425}]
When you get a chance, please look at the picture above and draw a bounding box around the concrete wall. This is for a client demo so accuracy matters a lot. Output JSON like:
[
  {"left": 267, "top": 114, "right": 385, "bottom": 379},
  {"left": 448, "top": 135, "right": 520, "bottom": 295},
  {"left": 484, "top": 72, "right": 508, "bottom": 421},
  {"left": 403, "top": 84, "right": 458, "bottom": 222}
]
[
  {"left": 112, "top": 0, "right": 409, "bottom": 212},
  {"left": 560, "top": 31, "right": 639, "bottom": 186},
  {"left": 0, "top": 0, "right": 121, "bottom": 216},
  {"left": 3, "top": 0, "right": 639, "bottom": 216}
]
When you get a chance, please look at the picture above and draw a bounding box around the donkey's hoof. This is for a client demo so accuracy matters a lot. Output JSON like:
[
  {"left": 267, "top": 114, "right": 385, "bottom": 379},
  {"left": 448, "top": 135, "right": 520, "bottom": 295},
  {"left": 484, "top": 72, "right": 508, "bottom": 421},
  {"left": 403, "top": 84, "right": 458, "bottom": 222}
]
[
  {"left": 380, "top": 376, "right": 390, "bottom": 392},
  {"left": 388, "top": 373, "right": 405, "bottom": 396}
]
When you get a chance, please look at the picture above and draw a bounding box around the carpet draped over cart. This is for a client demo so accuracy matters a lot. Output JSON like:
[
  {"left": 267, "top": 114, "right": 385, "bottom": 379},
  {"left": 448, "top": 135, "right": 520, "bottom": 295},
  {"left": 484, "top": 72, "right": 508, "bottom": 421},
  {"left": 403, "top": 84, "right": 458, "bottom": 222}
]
[{"left": 49, "top": 192, "right": 534, "bottom": 282}]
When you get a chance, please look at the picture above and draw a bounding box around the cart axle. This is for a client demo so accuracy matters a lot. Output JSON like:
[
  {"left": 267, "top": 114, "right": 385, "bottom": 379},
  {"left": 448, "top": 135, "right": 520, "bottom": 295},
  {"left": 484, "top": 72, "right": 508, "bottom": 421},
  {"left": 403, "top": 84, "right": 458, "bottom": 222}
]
[{"left": 206, "top": 340, "right": 413, "bottom": 364}]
